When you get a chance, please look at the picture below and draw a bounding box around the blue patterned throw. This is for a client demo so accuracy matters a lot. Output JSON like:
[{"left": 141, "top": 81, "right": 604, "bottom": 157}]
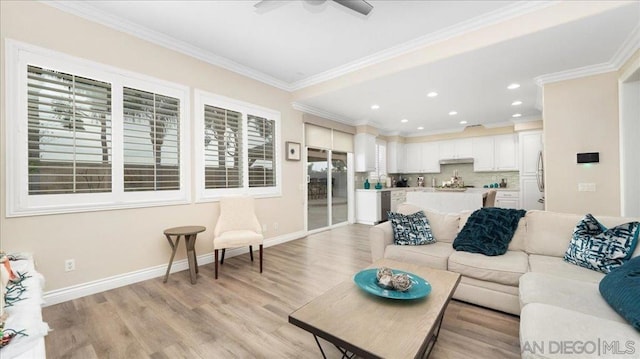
[
  {"left": 453, "top": 207, "right": 526, "bottom": 256},
  {"left": 599, "top": 256, "right": 640, "bottom": 330},
  {"left": 564, "top": 214, "right": 639, "bottom": 274},
  {"left": 387, "top": 211, "right": 436, "bottom": 246}
]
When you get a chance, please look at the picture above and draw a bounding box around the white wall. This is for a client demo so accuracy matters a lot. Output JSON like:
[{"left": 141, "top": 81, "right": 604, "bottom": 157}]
[
  {"left": 619, "top": 78, "right": 640, "bottom": 217},
  {"left": 0, "top": 2, "right": 305, "bottom": 293}
]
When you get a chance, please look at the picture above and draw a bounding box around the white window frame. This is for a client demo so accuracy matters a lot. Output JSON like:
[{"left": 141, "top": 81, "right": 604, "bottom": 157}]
[
  {"left": 5, "top": 39, "right": 190, "bottom": 217},
  {"left": 194, "top": 89, "right": 281, "bottom": 201}
]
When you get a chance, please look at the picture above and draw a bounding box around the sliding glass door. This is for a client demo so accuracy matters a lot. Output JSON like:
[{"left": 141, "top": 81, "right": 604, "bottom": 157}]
[{"left": 307, "top": 148, "right": 349, "bottom": 231}]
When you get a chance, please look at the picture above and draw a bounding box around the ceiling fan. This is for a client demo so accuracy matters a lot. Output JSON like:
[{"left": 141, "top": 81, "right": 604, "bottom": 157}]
[{"left": 254, "top": 0, "right": 373, "bottom": 16}]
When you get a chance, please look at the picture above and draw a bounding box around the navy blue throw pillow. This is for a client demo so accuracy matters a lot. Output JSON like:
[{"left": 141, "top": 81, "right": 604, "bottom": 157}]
[
  {"left": 599, "top": 256, "right": 640, "bottom": 330},
  {"left": 453, "top": 207, "right": 526, "bottom": 256}
]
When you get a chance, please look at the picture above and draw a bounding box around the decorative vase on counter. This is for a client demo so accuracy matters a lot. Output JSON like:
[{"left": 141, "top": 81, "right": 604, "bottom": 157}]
[
  {"left": 375, "top": 182, "right": 382, "bottom": 189},
  {"left": 364, "top": 179, "right": 370, "bottom": 189}
]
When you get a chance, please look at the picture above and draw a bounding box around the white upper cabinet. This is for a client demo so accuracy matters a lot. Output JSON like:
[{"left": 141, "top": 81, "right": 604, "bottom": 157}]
[
  {"left": 472, "top": 134, "right": 518, "bottom": 172},
  {"left": 519, "top": 131, "right": 543, "bottom": 176},
  {"left": 387, "top": 141, "right": 405, "bottom": 173},
  {"left": 404, "top": 143, "right": 422, "bottom": 173},
  {"left": 439, "top": 139, "right": 473, "bottom": 159},
  {"left": 354, "top": 133, "right": 376, "bottom": 172},
  {"left": 421, "top": 142, "right": 441, "bottom": 173},
  {"left": 403, "top": 142, "right": 440, "bottom": 173},
  {"left": 472, "top": 136, "right": 495, "bottom": 171},
  {"left": 494, "top": 134, "right": 518, "bottom": 171}
]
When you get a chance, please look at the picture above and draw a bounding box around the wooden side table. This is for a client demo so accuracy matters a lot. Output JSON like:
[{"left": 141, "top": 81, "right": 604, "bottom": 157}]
[{"left": 163, "top": 225, "right": 206, "bottom": 284}]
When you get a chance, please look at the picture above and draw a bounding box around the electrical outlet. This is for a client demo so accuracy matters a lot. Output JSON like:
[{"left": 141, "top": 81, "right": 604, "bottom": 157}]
[
  {"left": 65, "top": 259, "right": 75, "bottom": 272},
  {"left": 273, "top": 222, "right": 279, "bottom": 231},
  {"left": 262, "top": 223, "right": 268, "bottom": 232}
]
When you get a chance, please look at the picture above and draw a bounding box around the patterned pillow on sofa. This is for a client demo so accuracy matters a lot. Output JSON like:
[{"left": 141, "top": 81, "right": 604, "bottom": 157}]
[
  {"left": 387, "top": 211, "right": 435, "bottom": 246},
  {"left": 564, "top": 214, "right": 639, "bottom": 274}
]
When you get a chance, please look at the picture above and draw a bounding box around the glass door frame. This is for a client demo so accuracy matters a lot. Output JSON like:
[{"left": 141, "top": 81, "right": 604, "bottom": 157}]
[{"left": 304, "top": 146, "right": 354, "bottom": 234}]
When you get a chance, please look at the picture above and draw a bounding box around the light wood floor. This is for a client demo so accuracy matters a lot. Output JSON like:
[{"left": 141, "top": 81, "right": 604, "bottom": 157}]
[{"left": 43, "top": 224, "right": 520, "bottom": 358}]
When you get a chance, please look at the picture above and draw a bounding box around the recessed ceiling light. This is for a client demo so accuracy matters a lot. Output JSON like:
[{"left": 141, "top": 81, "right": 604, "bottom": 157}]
[
  {"left": 512, "top": 113, "right": 522, "bottom": 118},
  {"left": 401, "top": 119, "right": 408, "bottom": 123},
  {"left": 371, "top": 104, "right": 380, "bottom": 110},
  {"left": 427, "top": 92, "right": 438, "bottom": 98},
  {"left": 417, "top": 126, "right": 424, "bottom": 130},
  {"left": 507, "top": 83, "right": 520, "bottom": 90},
  {"left": 449, "top": 111, "right": 458, "bottom": 116},
  {"left": 511, "top": 100, "right": 523, "bottom": 106},
  {"left": 459, "top": 121, "right": 468, "bottom": 125}
]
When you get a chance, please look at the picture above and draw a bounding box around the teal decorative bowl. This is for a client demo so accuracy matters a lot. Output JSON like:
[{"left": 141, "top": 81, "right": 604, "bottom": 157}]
[{"left": 354, "top": 268, "right": 431, "bottom": 300}]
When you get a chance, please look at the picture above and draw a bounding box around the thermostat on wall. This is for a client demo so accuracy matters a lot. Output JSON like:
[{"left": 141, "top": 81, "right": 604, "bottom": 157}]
[{"left": 577, "top": 152, "right": 599, "bottom": 163}]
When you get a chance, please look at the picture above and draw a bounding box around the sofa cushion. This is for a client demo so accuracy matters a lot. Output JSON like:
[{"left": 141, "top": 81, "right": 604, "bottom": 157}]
[
  {"left": 599, "top": 256, "right": 640, "bottom": 330},
  {"left": 519, "top": 272, "right": 625, "bottom": 323},
  {"left": 563, "top": 214, "right": 639, "bottom": 274},
  {"left": 383, "top": 242, "right": 453, "bottom": 270},
  {"left": 448, "top": 250, "right": 528, "bottom": 286},
  {"left": 520, "top": 303, "right": 640, "bottom": 359},
  {"left": 396, "top": 204, "right": 460, "bottom": 243},
  {"left": 525, "top": 210, "right": 640, "bottom": 257},
  {"left": 453, "top": 208, "right": 526, "bottom": 256},
  {"left": 387, "top": 211, "right": 435, "bottom": 245},
  {"left": 528, "top": 254, "right": 605, "bottom": 283}
]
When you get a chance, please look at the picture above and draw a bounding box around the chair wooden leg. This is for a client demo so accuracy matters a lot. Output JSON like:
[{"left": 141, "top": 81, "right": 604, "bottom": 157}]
[
  {"left": 259, "top": 244, "right": 263, "bottom": 273},
  {"left": 249, "top": 245, "right": 254, "bottom": 262},
  {"left": 214, "top": 249, "right": 218, "bottom": 280},
  {"left": 221, "top": 249, "right": 226, "bottom": 264}
]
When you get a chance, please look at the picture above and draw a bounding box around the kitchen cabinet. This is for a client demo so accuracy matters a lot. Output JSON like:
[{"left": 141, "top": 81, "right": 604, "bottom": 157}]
[
  {"left": 354, "top": 133, "right": 376, "bottom": 172},
  {"left": 438, "top": 139, "right": 473, "bottom": 159},
  {"left": 404, "top": 142, "right": 440, "bottom": 173},
  {"left": 521, "top": 177, "right": 544, "bottom": 210},
  {"left": 495, "top": 191, "right": 520, "bottom": 209},
  {"left": 519, "top": 131, "right": 543, "bottom": 176},
  {"left": 472, "top": 134, "right": 518, "bottom": 171},
  {"left": 494, "top": 134, "right": 518, "bottom": 170},
  {"left": 387, "top": 141, "right": 405, "bottom": 173},
  {"left": 390, "top": 189, "right": 406, "bottom": 212},
  {"left": 355, "top": 190, "right": 380, "bottom": 224}
]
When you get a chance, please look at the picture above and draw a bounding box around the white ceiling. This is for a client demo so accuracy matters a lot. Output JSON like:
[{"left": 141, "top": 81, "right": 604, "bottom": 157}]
[{"left": 50, "top": 0, "right": 639, "bottom": 136}]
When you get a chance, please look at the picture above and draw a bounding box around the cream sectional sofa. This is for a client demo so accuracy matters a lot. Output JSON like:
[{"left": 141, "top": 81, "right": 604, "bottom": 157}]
[{"left": 370, "top": 203, "right": 640, "bottom": 358}]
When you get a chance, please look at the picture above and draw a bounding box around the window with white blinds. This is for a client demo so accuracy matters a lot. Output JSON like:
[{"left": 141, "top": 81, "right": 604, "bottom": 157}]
[
  {"left": 248, "top": 115, "right": 275, "bottom": 188},
  {"left": 7, "top": 40, "right": 190, "bottom": 216},
  {"left": 123, "top": 87, "right": 180, "bottom": 191},
  {"left": 27, "top": 65, "right": 112, "bottom": 195},
  {"left": 195, "top": 90, "right": 281, "bottom": 200},
  {"left": 369, "top": 140, "right": 387, "bottom": 182},
  {"left": 204, "top": 105, "right": 242, "bottom": 189}
]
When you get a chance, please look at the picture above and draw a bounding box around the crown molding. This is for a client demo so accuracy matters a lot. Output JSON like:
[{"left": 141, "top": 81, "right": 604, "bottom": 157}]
[
  {"left": 289, "top": 1, "right": 555, "bottom": 90},
  {"left": 292, "top": 102, "right": 357, "bottom": 126},
  {"left": 42, "top": 1, "right": 292, "bottom": 91},
  {"left": 535, "top": 24, "right": 640, "bottom": 87}
]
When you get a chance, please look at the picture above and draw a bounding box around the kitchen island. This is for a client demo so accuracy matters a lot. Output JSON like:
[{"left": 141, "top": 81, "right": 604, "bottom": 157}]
[{"left": 405, "top": 188, "right": 489, "bottom": 213}]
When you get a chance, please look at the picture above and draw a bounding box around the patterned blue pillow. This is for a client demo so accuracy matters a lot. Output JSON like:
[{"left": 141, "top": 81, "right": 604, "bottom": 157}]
[
  {"left": 387, "top": 211, "right": 435, "bottom": 246},
  {"left": 564, "top": 214, "right": 640, "bottom": 273}
]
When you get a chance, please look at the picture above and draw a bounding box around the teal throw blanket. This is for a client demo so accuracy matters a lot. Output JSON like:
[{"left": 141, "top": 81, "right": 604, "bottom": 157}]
[{"left": 453, "top": 207, "right": 526, "bottom": 256}]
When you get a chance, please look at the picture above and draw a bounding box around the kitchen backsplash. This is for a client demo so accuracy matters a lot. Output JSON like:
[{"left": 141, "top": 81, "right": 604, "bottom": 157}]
[{"left": 355, "top": 164, "right": 520, "bottom": 189}]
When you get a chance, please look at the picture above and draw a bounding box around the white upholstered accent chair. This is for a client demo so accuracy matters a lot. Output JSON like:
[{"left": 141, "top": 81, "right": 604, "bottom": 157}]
[{"left": 213, "top": 196, "right": 263, "bottom": 279}]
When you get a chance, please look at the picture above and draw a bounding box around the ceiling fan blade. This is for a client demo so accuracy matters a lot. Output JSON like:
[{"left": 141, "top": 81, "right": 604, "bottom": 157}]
[
  {"left": 254, "top": 0, "right": 289, "bottom": 14},
  {"left": 333, "top": 0, "right": 373, "bottom": 16}
]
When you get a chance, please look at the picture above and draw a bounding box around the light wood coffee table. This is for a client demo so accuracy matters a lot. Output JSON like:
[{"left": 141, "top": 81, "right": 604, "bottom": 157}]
[{"left": 289, "top": 259, "right": 461, "bottom": 359}]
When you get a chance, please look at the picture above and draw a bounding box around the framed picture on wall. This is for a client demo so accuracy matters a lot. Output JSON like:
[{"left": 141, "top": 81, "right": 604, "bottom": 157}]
[{"left": 286, "top": 141, "right": 301, "bottom": 161}]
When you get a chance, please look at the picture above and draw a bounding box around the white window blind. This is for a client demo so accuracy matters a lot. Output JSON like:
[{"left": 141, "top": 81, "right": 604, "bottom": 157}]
[
  {"left": 203, "top": 105, "right": 242, "bottom": 189},
  {"left": 248, "top": 115, "right": 276, "bottom": 188},
  {"left": 369, "top": 140, "right": 387, "bottom": 182},
  {"left": 194, "top": 90, "right": 281, "bottom": 200},
  {"left": 27, "top": 65, "right": 112, "bottom": 195},
  {"left": 123, "top": 87, "right": 180, "bottom": 191}
]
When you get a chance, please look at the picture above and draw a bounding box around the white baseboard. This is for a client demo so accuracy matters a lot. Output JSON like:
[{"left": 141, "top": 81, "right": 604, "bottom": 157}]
[{"left": 43, "top": 230, "right": 307, "bottom": 306}]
